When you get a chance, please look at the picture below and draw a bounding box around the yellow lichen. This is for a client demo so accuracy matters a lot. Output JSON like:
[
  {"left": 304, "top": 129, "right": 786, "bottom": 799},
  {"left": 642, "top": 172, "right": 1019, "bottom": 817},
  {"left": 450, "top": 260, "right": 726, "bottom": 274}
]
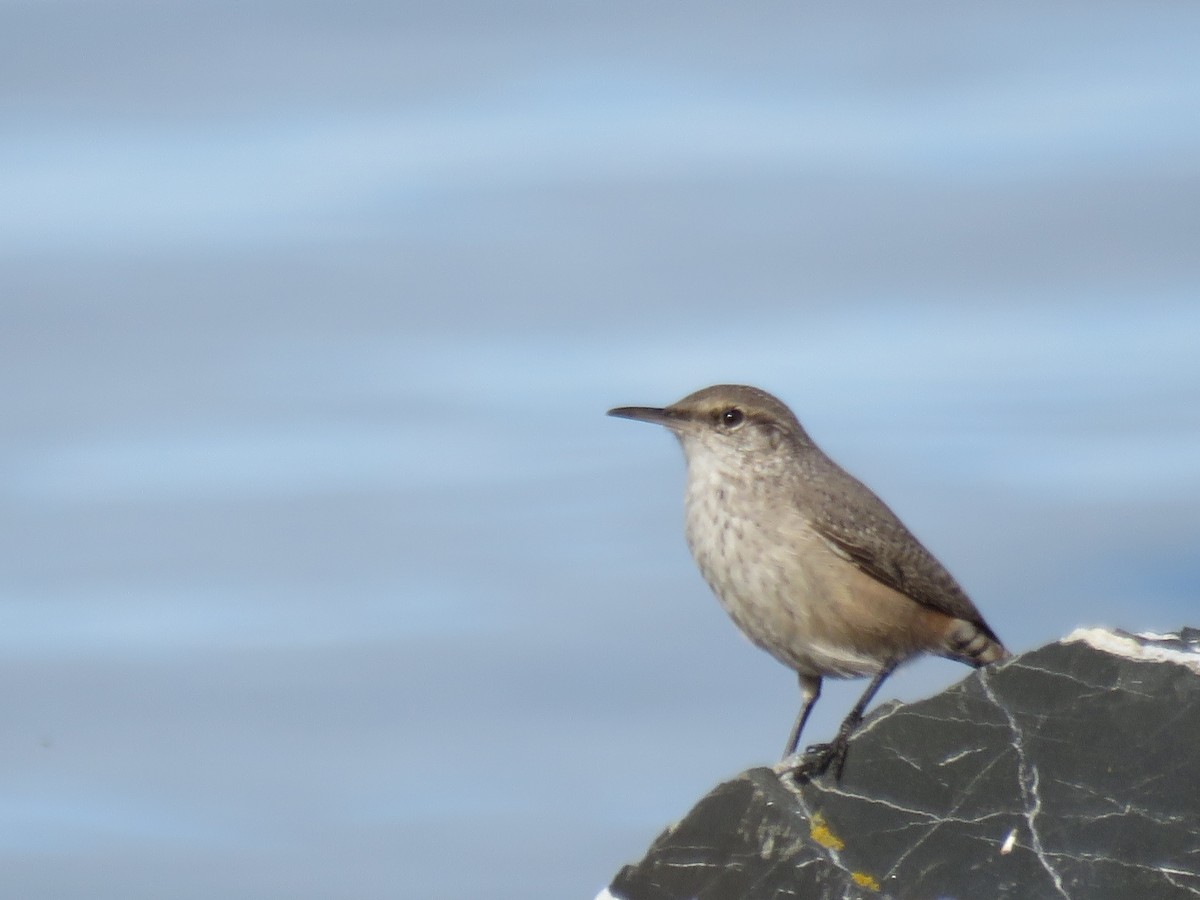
[
  {"left": 851, "top": 871, "right": 881, "bottom": 892},
  {"left": 808, "top": 812, "right": 845, "bottom": 850},
  {"left": 808, "top": 813, "right": 879, "bottom": 891}
]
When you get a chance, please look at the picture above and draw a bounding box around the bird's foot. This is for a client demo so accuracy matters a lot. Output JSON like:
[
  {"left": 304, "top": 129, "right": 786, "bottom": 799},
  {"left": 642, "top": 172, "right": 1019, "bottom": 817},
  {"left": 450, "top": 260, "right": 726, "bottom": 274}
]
[{"left": 786, "top": 738, "right": 849, "bottom": 783}]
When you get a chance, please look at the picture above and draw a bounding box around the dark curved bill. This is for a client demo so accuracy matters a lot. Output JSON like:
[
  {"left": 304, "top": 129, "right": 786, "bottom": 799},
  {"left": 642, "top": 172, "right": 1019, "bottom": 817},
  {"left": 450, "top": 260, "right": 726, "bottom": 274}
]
[{"left": 606, "top": 405, "right": 674, "bottom": 425}]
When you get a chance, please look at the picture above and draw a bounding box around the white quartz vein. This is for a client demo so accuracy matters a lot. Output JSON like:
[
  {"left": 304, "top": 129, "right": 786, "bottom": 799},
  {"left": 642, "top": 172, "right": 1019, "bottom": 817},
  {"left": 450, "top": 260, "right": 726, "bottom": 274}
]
[
  {"left": 938, "top": 746, "right": 986, "bottom": 767},
  {"left": 778, "top": 778, "right": 883, "bottom": 895},
  {"left": 847, "top": 701, "right": 904, "bottom": 741},
  {"left": 978, "top": 667, "right": 1071, "bottom": 900},
  {"left": 879, "top": 751, "right": 1013, "bottom": 879},
  {"left": 1042, "top": 851, "right": 1200, "bottom": 894},
  {"left": 1005, "top": 659, "right": 1112, "bottom": 696},
  {"left": 1063, "top": 627, "right": 1200, "bottom": 675},
  {"left": 1161, "top": 869, "right": 1200, "bottom": 897}
]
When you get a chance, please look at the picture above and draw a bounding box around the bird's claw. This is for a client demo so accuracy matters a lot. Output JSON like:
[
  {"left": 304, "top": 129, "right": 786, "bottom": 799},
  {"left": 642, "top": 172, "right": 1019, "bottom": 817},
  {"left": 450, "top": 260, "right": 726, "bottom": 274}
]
[{"left": 786, "top": 738, "right": 849, "bottom": 782}]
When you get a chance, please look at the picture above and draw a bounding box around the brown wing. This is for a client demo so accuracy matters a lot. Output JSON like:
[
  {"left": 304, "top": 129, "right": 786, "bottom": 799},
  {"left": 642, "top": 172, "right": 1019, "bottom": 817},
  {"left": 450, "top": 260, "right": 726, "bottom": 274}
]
[{"left": 803, "top": 464, "right": 1001, "bottom": 643}]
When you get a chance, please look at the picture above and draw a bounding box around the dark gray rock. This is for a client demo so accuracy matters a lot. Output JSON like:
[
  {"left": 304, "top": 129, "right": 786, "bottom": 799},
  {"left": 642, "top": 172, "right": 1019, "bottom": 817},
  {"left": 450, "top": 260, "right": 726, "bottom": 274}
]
[{"left": 601, "top": 628, "right": 1200, "bottom": 900}]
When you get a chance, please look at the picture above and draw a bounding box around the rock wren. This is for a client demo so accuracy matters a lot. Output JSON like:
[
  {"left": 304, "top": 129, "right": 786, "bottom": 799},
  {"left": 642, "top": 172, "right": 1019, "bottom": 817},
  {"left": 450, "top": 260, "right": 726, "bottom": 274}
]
[{"left": 608, "top": 384, "right": 1009, "bottom": 778}]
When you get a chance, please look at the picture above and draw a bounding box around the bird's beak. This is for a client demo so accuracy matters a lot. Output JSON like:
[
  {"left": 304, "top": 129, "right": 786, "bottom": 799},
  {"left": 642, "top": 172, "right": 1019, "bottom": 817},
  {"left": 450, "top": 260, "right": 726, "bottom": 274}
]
[{"left": 607, "top": 405, "right": 676, "bottom": 427}]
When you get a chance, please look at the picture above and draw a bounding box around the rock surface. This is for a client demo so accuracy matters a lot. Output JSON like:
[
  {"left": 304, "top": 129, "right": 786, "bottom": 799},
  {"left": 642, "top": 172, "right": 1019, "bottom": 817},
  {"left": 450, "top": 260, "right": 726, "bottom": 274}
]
[{"left": 601, "top": 627, "right": 1200, "bottom": 900}]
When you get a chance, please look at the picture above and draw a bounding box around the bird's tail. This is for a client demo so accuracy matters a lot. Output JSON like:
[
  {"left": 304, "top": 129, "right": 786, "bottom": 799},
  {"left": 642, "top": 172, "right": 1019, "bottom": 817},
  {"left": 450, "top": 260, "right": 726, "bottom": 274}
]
[{"left": 942, "top": 617, "right": 1010, "bottom": 667}]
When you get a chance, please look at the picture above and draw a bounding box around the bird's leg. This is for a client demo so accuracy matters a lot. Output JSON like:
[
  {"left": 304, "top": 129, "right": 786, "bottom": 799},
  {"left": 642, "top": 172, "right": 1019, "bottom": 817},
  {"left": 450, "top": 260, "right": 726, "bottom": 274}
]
[
  {"left": 782, "top": 674, "right": 822, "bottom": 759},
  {"left": 792, "top": 660, "right": 898, "bottom": 782}
]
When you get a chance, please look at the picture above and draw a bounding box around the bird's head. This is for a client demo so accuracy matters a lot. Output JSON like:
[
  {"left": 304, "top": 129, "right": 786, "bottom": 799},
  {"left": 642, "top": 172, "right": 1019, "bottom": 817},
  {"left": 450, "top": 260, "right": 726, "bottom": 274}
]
[{"left": 608, "top": 384, "right": 811, "bottom": 469}]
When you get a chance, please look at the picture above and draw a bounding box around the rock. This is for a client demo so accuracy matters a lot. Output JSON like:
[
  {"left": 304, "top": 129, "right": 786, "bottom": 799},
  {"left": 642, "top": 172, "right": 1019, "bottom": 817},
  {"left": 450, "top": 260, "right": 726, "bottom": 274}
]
[{"left": 600, "top": 627, "right": 1200, "bottom": 900}]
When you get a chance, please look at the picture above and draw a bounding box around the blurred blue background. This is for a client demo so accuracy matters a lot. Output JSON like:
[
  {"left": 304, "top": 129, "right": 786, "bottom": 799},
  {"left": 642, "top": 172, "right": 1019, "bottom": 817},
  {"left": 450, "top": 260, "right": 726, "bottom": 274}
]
[{"left": 2, "top": 2, "right": 1199, "bottom": 897}]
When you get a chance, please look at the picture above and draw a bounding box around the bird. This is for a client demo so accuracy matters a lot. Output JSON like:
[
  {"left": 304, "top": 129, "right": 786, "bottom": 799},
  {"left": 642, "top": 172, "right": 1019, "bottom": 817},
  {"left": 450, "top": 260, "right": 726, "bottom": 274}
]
[{"left": 608, "top": 384, "right": 1009, "bottom": 779}]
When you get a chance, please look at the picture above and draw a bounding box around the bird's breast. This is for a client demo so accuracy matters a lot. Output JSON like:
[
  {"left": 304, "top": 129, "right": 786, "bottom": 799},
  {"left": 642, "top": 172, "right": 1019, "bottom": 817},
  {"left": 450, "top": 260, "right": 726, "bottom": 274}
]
[
  {"left": 681, "top": 463, "right": 899, "bottom": 678},
  {"left": 683, "top": 472, "right": 817, "bottom": 619}
]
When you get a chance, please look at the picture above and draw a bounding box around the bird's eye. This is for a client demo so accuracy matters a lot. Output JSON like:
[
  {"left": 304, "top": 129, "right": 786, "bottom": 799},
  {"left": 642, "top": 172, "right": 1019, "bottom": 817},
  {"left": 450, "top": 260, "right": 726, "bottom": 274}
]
[{"left": 721, "top": 407, "right": 744, "bottom": 428}]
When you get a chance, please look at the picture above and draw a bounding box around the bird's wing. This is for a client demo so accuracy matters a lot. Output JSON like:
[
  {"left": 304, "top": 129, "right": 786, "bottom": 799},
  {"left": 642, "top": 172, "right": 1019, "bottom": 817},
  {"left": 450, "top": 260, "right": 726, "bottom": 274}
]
[{"left": 807, "top": 476, "right": 1000, "bottom": 641}]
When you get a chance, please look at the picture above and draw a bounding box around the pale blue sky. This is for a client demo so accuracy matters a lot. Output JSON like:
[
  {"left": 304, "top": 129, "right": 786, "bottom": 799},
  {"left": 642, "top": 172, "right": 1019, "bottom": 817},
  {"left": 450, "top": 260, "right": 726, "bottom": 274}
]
[{"left": 2, "top": 2, "right": 1199, "bottom": 898}]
